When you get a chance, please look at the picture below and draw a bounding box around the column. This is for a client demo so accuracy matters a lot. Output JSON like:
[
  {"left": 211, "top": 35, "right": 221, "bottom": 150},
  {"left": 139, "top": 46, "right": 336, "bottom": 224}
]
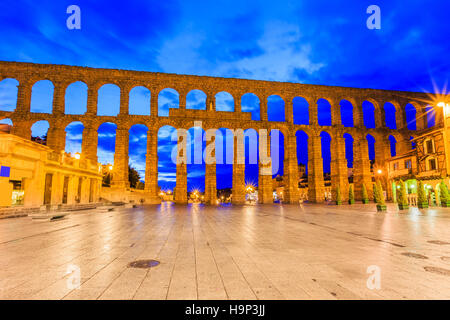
[
  {"left": 174, "top": 130, "right": 188, "bottom": 204},
  {"left": 144, "top": 128, "right": 161, "bottom": 204},
  {"left": 119, "top": 83, "right": 130, "bottom": 115},
  {"left": 353, "top": 133, "right": 373, "bottom": 200},
  {"left": 206, "top": 91, "right": 214, "bottom": 111},
  {"left": 46, "top": 123, "right": 66, "bottom": 153},
  {"left": 353, "top": 100, "right": 365, "bottom": 127},
  {"left": 308, "top": 133, "right": 325, "bottom": 203},
  {"left": 52, "top": 82, "right": 67, "bottom": 115},
  {"left": 86, "top": 83, "right": 99, "bottom": 115},
  {"left": 375, "top": 101, "right": 385, "bottom": 128},
  {"left": 396, "top": 103, "right": 406, "bottom": 130},
  {"left": 204, "top": 135, "right": 217, "bottom": 204},
  {"left": 331, "top": 100, "right": 341, "bottom": 126},
  {"left": 234, "top": 92, "right": 241, "bottom": 113},
  {"left": 10, "top": 120, "right": 30, "bottom": 139},
  {"left": 258, "top": 129, "right": 273, "bottom": 204},
  {"left": 285, "top": 97, "right": 294, "bottom": 123},
  {"left": 260, "top": 94, "right": 268, "bottom": 121},
  {"left": 330, "top": 132, "right": 349, "bottom": 202},
  {"left": 112, "top": 128, "right": 129, "bottom": 189},
  {"left": 179, "top": 91, "right": 187, "bottom": 110},
  {"left": 15, "top": 80, "right": 32, "bottom": 114},
  {"left": 150, "top": 88, "right": 158, "bottom": 116},
  {"left": 308, "top": 97, "right": 318, "bottom": 125},
  {"left": 232, "top": 132, "right": 246, "bottom": 204},
  {"left": 283, "top": 130, "right": 300, "bottom": 203}
]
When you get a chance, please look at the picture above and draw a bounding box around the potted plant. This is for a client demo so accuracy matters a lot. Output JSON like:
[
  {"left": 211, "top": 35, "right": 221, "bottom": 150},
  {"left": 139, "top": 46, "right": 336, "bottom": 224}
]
[
  {"left": 417, "top": 180, "right": 428, "bottom": 209},
  {"left": 397, "top": 179, "right": 409, "bottom": 210},
  {"left": 335, "top": 185, "right": 342, "bottom": 205},
  {"left": 362, "top": 184, "right": 369, "bottom": 204},
  {"left": 375, "top": 180, "right": 387, "bottom": 212},
  {"left": 439, "top": 180, "right": 450, "bottom": 207},
  {"left": 348, "top": 184, "right": 355, "bottom": 204}
]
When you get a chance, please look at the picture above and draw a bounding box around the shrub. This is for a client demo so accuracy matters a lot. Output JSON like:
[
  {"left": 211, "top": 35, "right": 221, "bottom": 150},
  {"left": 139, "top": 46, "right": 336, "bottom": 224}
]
[
  {"left": 417, "top": 181, "right": 427, "bottom": 204},
  {"left": 397, "top": 180, "right": 408, "bottom": 206},
  {"left": 362, "top": 184, "right": 368, "bottom": 201},
  {"left": 349, "top": 184, "right": 355, "bottom": 203}
]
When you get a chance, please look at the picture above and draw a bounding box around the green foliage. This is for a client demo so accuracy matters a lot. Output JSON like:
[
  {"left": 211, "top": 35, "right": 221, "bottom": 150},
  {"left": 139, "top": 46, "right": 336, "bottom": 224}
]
[
  {"left": 349, "top": 184, "right": 354, "bottom": 202},
  {"left": 336, "top": 185, "right": 342, "bottom": 202},
  {"left": 128, "top": 165, "right": 141, "bottom": 189},
  {"left": 397, "top": 180, "right": 408, "bottom": 206},
  {"left": 362, "top": 184, "right": 368, "bottom": 201},
  {"left": 439, "top": 180, "right": 449, "bottom": 203},
  {"left": 417, "top": 180, "right": 427, "bottom": 204},
  {"left": 375, "top": 180, "right": 385, "bottom": 205}
]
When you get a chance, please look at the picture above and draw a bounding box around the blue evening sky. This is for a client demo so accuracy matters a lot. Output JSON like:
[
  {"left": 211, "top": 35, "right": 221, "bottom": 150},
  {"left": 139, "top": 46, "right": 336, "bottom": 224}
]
[{"left": 0, "top": 1, "right": 449, "bottom": 191}]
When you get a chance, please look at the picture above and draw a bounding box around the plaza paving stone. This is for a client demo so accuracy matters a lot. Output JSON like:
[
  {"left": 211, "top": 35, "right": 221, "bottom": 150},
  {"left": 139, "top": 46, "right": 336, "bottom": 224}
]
[{"left": 1, "top": 202, "right": 450, "bottom": 300}]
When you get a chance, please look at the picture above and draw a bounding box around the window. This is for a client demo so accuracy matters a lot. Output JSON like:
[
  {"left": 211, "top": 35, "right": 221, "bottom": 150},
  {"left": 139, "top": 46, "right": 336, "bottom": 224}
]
[
  {"left": 405, "top": 160, "right": 412, "bottom": 169},
  {"left": 425, "top": 139, "right": 434, "bottom": 154},
  {"left": 393, "top": 162, "right": 398, "bottom": 170},
  {"left": 429, "top": 158, "right": 437, "bottom": 171}
]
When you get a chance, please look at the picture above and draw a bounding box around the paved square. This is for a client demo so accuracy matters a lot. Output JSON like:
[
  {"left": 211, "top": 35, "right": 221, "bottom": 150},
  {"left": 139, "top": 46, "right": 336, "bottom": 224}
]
[{"left": 1, "top": 203, "right": 450, "bottom": 300}]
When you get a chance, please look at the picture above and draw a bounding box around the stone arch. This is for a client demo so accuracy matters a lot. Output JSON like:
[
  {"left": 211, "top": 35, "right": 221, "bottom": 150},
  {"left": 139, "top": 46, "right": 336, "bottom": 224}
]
[
  {"left": 405, "top": 103, "right": 417, "bottom": 130},
  {"left": 244, "top": 128, "right": 259, "bottom": 187},
  {"left": 158, "top": 88, "right": 179, "bottom": 117},
  {"left": 426, "top": 105, "right": 436, "bottom": 128},
  {"left": 31, "top": 120, "right": 49, "bottom": 144},
  {"left": 241, "top": 93, "right": 260, "bottom": 120},
  {"left": 186, "top": 126, "right": 206, "bottom": 192},
  {"left": 64, "top": 121, "right": 84, "bottom": 155},
  {"left": 97, "top": 122, "right": 117, "bottom": 165},
  {"left": 267, "top": 95, "right": 285, "bottom": 122},
  {"left": 270, "top": 129, "right": 284, "bottom": 178},
  {"left": 0, "top": 118, "right": 13, "bottom": 133},
  {"left": 186, "top": 89, "right": 207, "bottom": 110},
  {"left": 293, "top": 96, "right": 309, "bottom": 125},
  {"left": 384, "top": 101, "right": 399, "bottom": 129},
  {"left": 362, "top": 100, "right": 376, "bottom": 128},
  {"left": 366, "top": 134, "right": 376, "bottom": 163},
  {"left": 215, "top": 91, "right": 234, "bottom": 112},
  {"left": 97, "top": 84, "right": 120, "bottom": 116},
  {"left": 339, "top": 99, "right": 354, "bottom": 127},
  {"left": 296, "top": 130, "right": 309, "bottom": 176},
  {"left": 129, "top": 86, "right": 151, "bottom": 116},
  {"left": 215, "top": 127, "right": 234, "bottom": 190},
  {"left": 0, "top": 78, "right": 19, "bottom": 112},
  {"left": 157, "top": 125, "right": 177, "bottom": 191},
  {"left": 65, "top": 81, "right": 88, "bottom": 115},
  {"left": 317, "top": 98, "right": 332, "bottom": 126},
  {"left": 343, "top": 133, "right": 354, "bottom": 169},
  {"left": 128, "top": 124, "right": 149, "bottom": 186},
  {"left": 30, "top": 80, "right": 54, "bottom": 113},
  {"left": 388, "top": 135, "right": 397, "bottom": 157}
]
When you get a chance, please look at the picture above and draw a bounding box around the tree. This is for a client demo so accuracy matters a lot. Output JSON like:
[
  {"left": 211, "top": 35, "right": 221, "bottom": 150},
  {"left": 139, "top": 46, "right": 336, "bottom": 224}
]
[
  {"left": 397, "top": 179, "right": 408, "bottom": 209},
  {"left": 348, "top": 184, "right": 355, "bottom": 204},
  {"left": 417, "top": 180, "right": 428, "bottom": 208},
  {"left": 128, "top": 165, "right": 141, "bottom": 189},
  {"left": 439, "top": 180, "right": 450, "bottom": 206},
  {"left": 376, "top": 180, "right": 385, "bottom": 205},
  {"left": 336, "top": 185, "right": 342, "bottom": 205},
  {"left": 362, "top": 183, "right": 369, "bottom": 204}
]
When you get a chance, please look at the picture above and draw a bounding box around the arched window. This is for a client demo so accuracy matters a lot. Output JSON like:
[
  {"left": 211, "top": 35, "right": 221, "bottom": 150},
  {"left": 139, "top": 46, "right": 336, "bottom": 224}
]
[
  {"left": 317, "top": 99, "right": 332, "bottom": 126},
  {"left": 97, "top": 122, "right": 117, "bottom": 164},
  {"left": 241, "top": 93, "right": 260, "bottom": 120},
  {"left": 320, "top": 131, "right": 331, "bottom": 174},
  {"left": 30, "top": 80, "right": 54, "bottom": 113},
  {"left": 362, "top": 101, "right": 376, "bottom": 129},
  {"left": 267, "top": 95, "right": 285, "bottom": 122},
  {"left": 343, "top": 133, "right": 353, "bottom": 168},
  {"left": 215, "top": 92, "right": 234, "bottom": 112},
  {"left": 293, "top": 97, "right": 309, "bottom": 125},
  {"left": 31, "top": 120, "right": 49, "bottom": 144},
  {"left": 0, "top": 78, "right": 19, "bottom": 111},
  {"left": 129, "top": 124, "right": 149, "bottom": 183},
  {"left": 65, "top": 122, "right": 84, "bottom": 155},
  {"left": 65, "top": 81, "right": 87, "bottom": 115},
  {"left": 388, "top": 135, "right": 397, "bottom": 157},
  {"left": 129, "top": 86, "right": 151, "bottom": 115},
  {"left": 384, "top": 102, "right": 397, "bottom": 129},
  {"left": 405, "top": 103, "right": 416, "bottom": 130},
  {"left": 158, "top": 88, "right": 179, "bottom": 117},
  {"left": 186, "top": 90, "right": 206, "bottom": 110},
  {"left": 340, "top": 100, "right": 354, "bottom": 127},
  {"left": 97, "top": 84, "right": 120, "bottom": 116},
  {"left": 296, "top": 130, "right": 309, "bottom": 176}
]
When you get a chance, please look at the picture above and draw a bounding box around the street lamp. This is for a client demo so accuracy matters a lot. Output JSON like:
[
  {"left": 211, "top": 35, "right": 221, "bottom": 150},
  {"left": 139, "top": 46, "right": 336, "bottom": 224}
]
[{"left": 377, "top": 169, "right": 383, "bottom": 175}]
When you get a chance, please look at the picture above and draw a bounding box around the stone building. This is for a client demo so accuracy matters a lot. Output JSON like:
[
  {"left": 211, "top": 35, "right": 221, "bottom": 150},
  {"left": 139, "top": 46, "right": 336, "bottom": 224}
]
[
  {"left": 0, "top": 131, "right": 102, "bottom": 209},
  {"left": 0, "top": 61, "right": 445, "bottom": 205}
]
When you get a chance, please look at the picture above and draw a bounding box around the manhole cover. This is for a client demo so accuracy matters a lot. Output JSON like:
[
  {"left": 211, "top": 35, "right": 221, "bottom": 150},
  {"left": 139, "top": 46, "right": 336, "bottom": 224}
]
[
  {"left": 128, "top": 260, "right": 160, "bottom": 269},
  {"left": 424, "top": 266, "right": 450, "bottom": 276},
  {"left": 401, "top": 252, "right": 428, "bottom": 259},
  {"left": 428, "top": 240, "right": 450, "bottom": 245}
]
